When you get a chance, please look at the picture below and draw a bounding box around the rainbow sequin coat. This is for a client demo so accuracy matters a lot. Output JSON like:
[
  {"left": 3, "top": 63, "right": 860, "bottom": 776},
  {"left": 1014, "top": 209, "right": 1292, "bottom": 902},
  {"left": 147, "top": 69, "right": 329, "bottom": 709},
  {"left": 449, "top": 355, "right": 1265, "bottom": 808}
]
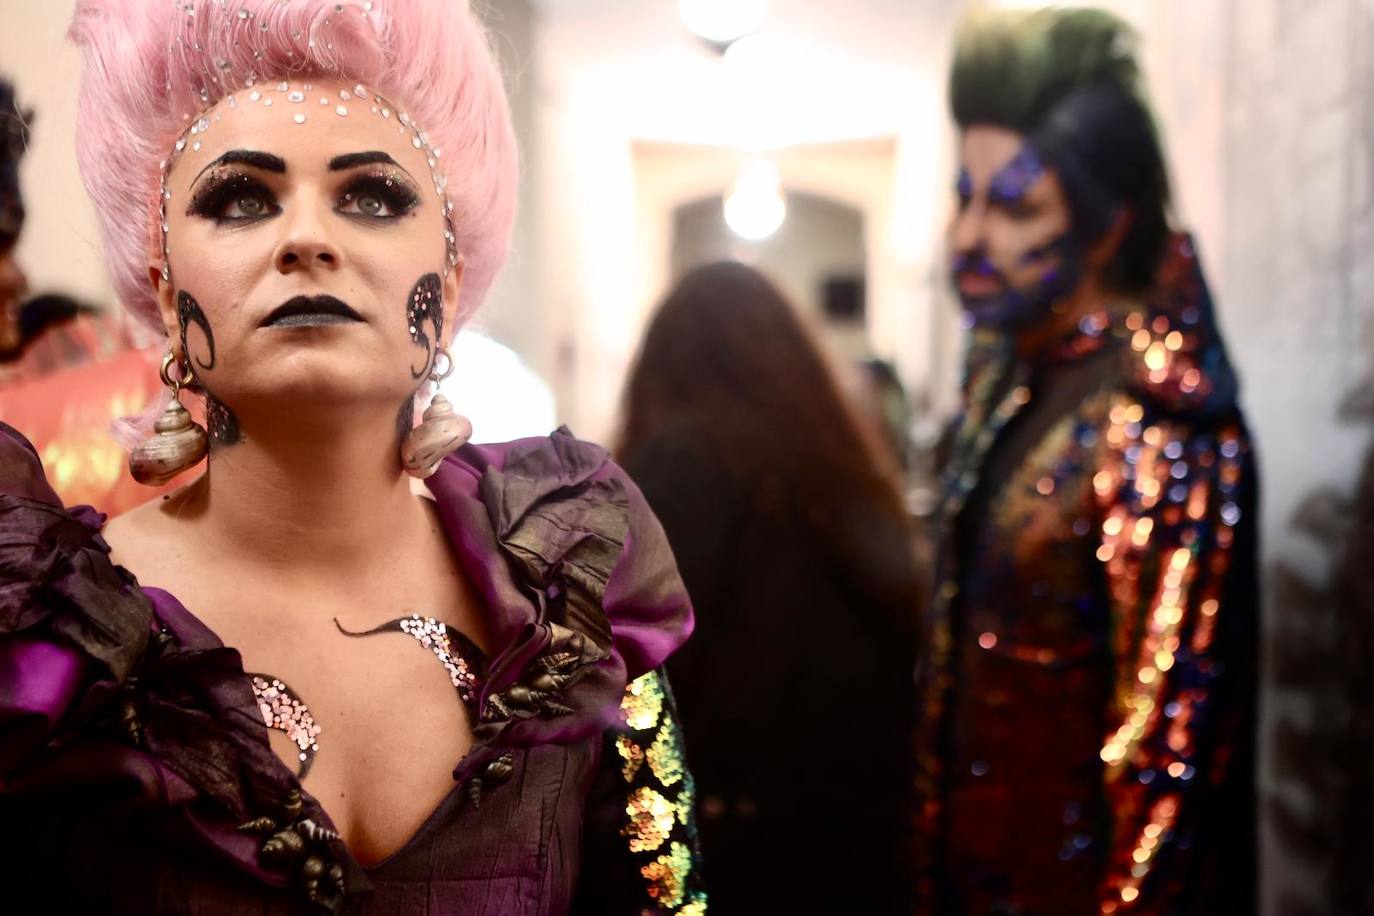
[{"left": 915, "top": 235, "right": 1259, "bottom": 915}]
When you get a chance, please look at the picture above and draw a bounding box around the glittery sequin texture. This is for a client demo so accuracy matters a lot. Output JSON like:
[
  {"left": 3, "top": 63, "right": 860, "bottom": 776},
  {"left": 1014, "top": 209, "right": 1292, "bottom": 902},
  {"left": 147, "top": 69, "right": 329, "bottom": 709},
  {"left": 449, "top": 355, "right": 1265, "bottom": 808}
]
[
  {"left": 251, "top": 676, "right": 320, "bottom": 771},
  {"left": 398, "top": 614, "right": 480, "bottom": 704},
  {"left": 647, "top": 717, "right": 686, "bottom": 787},
  {"left": 611, "top": 670, "right": 707, "bottom": 912},
  {"left": 915, "top": 234, "right": 1257, "bottom": 913},
  {"left": 621, "top": 668, "right": 664, "bottom": 730},
  {"left": 640, "top": 842, "right": 694, "bottom": 909},
  {"left": 623, "top": 787, "right": 675, "bottom": 853},
  {"left": 616, "top": 734, "right": 645, "bottom": 781}
]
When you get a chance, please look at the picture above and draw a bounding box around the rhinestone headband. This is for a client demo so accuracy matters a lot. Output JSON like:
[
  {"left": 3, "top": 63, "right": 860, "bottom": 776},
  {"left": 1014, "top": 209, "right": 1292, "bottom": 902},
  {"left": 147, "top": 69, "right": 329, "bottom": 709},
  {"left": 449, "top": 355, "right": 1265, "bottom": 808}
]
[{"left": 157, "top": 2, "right": 457, "bottom": 283}]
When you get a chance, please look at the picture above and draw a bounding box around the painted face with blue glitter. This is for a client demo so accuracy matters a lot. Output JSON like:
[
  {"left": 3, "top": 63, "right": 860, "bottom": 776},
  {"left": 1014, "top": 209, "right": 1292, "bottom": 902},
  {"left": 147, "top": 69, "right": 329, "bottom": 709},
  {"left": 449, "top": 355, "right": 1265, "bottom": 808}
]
[{"left": 948, "top": 125, "right": 1081, "bottom": 330}]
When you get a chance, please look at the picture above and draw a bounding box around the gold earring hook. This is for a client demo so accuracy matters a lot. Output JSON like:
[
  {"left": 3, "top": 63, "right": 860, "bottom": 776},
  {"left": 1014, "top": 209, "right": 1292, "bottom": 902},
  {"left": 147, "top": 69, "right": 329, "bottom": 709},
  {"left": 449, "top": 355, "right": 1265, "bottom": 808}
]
[{"left": 159, "top": 350, "right": 195, "bottom": 396}]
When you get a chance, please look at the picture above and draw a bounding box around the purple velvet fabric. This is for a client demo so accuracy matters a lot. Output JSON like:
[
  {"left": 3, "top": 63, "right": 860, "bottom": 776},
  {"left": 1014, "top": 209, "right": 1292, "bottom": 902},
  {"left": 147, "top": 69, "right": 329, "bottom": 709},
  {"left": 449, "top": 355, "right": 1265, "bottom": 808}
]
[{"left": 0, "top": 424, "right": 695, "bottom": 914}]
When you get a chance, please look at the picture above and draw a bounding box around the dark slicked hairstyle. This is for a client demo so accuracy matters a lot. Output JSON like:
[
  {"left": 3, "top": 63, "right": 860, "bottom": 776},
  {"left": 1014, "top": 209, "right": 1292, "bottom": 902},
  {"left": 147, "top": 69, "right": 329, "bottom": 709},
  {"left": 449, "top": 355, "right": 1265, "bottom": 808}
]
[{"left": 950, "top": 7, "right": 1172, "bottom": 293}]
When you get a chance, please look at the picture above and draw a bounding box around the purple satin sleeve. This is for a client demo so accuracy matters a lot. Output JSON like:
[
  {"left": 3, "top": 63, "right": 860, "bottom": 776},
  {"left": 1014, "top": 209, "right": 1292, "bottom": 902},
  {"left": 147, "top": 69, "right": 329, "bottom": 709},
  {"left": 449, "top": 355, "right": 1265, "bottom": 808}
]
[
  {"left": 0, "top": 421, "right": 153, "bottom": 777},
  {"left": 0, "top": 636, "right": 86, "bottom": 777},
  {"left": 595, "top": 461, "right": 695, "bottom": 679},
  {"left": 0, "top": 421, "right": 63, "bottom": 504},
  {"left": 429, "top": 432, "right": 695, "bottom": 752}
]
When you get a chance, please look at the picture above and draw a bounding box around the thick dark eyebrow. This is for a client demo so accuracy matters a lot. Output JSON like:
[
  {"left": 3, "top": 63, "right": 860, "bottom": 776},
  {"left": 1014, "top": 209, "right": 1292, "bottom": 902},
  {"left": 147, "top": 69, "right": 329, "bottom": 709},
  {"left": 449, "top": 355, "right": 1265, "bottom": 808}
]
[
  {"left": 191, "top": 150, "right": 287, "bottom": 187},
  {"left": 329, "top": 151, "right": 400, "bottom": 171}
]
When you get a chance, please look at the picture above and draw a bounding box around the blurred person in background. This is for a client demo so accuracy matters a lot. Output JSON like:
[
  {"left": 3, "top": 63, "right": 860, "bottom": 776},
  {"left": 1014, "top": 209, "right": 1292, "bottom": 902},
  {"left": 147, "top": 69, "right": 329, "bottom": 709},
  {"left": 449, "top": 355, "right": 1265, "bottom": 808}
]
[
  {"left": 0, "top": 76, "right": 32, "bottom": 368},
  {"left": 618, "top": 261, "right": 923, "bottom": 914},
  {"left": 915, "top": 8, "right": 1259, "bottom": 915},
  {"left": 0, "top": 77, "right": 142, "bottom": 381},
  {"left": 0, "top": 76, "right": 161, "bottom": 513}
]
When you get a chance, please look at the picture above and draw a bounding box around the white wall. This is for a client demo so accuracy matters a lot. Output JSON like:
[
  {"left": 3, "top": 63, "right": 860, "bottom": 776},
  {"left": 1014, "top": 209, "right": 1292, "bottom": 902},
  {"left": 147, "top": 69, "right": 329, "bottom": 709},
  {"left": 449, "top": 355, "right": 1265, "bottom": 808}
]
[
  {"left": 630, "top": 139, "right": 905, "bottom": 399},
  {"left": 1222, "top": 1, "right": 1373, "bottom": 912}
]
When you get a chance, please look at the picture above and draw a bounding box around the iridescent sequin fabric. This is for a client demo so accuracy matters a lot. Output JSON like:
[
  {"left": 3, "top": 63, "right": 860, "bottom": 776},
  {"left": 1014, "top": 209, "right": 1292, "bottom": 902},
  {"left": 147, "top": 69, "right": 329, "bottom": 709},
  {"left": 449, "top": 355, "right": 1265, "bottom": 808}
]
[
  {"left": 916, "top": 235, "right": 1257, "bottom": 914},
  {"left": 613, "top": 670, "right": 707, "bottom": 913}
]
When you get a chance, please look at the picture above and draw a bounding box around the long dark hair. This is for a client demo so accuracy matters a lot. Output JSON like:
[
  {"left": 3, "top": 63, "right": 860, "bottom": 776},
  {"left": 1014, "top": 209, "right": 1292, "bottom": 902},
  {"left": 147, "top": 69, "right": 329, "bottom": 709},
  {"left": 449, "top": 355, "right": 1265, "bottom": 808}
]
[{"left": 617, "top": 261, "right": 911, "bottom": 563}]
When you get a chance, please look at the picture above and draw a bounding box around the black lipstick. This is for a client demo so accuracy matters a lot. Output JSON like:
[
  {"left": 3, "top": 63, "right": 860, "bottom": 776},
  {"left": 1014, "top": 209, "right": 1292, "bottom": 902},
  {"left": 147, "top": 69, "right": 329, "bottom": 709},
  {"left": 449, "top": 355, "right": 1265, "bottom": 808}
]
[{"left": 261, "top": 295, "right": 364, "bottom": 328}]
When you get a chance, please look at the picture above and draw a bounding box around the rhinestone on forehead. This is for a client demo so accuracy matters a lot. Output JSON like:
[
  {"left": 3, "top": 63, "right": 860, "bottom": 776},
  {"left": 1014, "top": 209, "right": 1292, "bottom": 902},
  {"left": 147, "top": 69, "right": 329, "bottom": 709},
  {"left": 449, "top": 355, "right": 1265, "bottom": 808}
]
[
  {"left": 157, "top": 0, "right": 459, "bottom": 282},
  {"left": 158, "top": 78, "right": 457, "bottom": 282}
]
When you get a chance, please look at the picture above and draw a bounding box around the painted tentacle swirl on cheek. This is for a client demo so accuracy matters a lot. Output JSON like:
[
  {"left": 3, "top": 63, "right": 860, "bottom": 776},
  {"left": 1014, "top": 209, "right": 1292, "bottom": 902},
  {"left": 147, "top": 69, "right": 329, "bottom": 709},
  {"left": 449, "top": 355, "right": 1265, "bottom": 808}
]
[
  {"left": 177, "top": 291, "right": 216, "bottom": 371},
  {"left": 407, "top": 273, "right": 444, "bottom": 381},
  {"left": 176, "top": 290, "right": 241, "bottom": 446}
]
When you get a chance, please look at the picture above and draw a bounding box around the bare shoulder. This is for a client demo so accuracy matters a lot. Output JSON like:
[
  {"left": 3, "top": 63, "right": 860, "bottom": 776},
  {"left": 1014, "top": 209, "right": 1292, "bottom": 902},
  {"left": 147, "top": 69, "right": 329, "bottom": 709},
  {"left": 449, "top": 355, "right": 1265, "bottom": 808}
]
[{"left": 103, "top": 480, "right": 207, "bottom": 581}]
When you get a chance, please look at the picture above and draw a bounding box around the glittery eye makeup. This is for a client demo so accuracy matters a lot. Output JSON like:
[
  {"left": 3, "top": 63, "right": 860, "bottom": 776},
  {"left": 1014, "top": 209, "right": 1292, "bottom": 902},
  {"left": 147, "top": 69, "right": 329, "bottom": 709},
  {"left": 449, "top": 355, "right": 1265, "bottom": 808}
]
[
  {"left": 956, "top": 169, "right": 974, "bottom": 207},
  {"left": 185, "top": 166, "right": 421, "bottom": 226},
  {"left": 187, "top": 169, "right": 280, "bottom": 225},
  {"left": 159, "top": 85, "right": 462, "bottom": 281},
  {"left": 336, "top": 170, "right": 421, "bottom": 222},
  {"left": 987, "top": 145, "right": 1047, "bottom": 215}
]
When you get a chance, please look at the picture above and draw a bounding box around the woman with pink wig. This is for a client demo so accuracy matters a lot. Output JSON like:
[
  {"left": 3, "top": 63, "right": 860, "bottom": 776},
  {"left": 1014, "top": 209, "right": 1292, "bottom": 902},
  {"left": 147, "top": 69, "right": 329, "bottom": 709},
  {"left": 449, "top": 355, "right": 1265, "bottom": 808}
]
[{"left": 0, "top": 2, "right": 703, "bottom": 913}]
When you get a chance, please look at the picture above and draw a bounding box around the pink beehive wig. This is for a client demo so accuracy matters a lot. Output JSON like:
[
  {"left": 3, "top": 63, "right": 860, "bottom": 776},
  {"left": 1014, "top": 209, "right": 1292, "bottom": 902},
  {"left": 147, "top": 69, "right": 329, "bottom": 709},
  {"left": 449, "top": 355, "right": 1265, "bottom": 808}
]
[{"left": 68, "top": 0, "right": 518, "bottom": 332}]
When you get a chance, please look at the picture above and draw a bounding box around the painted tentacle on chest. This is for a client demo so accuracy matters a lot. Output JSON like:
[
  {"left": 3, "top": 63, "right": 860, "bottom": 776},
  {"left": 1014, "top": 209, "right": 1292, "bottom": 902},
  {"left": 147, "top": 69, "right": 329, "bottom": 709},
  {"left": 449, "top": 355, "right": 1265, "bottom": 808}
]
[{"left": 249, "top": 614, "right": 486, "bottom": 780}]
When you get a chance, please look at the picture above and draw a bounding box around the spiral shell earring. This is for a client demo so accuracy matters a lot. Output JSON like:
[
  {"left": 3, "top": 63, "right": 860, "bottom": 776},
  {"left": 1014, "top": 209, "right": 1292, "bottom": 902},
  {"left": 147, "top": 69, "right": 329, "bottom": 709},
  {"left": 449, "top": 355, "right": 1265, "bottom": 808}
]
[
  {"left": 401, "top": 348, "right": 472, "bottom": 479},
  {"left": 130, "top": 352, "right": 208, "bottom": 486}
]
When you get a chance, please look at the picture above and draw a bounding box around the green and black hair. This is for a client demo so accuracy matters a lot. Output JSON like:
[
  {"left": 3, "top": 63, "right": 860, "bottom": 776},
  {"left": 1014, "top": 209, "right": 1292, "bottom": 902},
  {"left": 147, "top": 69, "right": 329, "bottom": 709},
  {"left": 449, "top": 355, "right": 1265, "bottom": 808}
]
[{"left": 950, "top": 7, "right": 1172, "bottom": 293}]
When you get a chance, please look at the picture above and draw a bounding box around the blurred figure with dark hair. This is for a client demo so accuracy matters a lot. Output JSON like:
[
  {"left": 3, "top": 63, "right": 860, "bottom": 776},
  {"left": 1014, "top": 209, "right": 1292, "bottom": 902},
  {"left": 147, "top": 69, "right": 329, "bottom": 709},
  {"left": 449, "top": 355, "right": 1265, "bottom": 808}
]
[
  {"left": 0, "top": 76, "right": 31, "bottom": 362},
  {"left": 618, "top": 261, "right": 923, "bottom": 913},
  {"left": 916, "top": 8, "right": 1259, "bottom": 915},
  {"left": 0, "top": 77, "right": 158, "bottom": 513},
  {"left": 0, "top": 76, "right": 142, "bottom": 381},
  {"left": 0, "top": 77, "right": 141, "bottom": 381}
]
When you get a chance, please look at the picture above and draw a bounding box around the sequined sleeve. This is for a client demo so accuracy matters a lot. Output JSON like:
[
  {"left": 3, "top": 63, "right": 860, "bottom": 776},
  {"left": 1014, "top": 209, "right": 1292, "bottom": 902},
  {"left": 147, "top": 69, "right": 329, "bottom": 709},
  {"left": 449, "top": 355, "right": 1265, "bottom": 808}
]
[
  {"left": 1091, "top": 398, "right": 1257, "bottom": 912},
  {"left": 571, "top": 668, "right": 707, "bottom": 915}
]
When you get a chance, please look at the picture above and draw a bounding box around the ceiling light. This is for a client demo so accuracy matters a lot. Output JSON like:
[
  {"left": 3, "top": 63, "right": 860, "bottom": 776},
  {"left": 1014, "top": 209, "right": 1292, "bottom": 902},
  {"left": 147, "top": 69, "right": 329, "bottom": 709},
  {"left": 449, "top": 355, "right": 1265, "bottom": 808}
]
[
  {"left": 677, "top": 0, "right": 767, "bottom": 45},
  {"left": 723, "top": 159, "right": 786, "bottom": 241}
]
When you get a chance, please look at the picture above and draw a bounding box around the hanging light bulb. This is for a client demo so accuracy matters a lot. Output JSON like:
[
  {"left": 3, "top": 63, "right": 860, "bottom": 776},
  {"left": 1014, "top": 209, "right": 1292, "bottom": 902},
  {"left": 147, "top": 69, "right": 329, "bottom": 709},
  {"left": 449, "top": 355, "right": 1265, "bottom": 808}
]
[
  {"left": 723, "top": 159, "right": 786, "bottom": 241},
  {"left": 677, "top": 0, "right": 767, "bottom": 45}
]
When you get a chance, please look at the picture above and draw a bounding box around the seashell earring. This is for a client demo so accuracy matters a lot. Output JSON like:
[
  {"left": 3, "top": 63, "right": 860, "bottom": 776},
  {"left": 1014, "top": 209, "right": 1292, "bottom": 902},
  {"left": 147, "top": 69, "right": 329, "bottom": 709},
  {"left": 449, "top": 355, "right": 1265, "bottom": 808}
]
[
  {"left": 130, "top": 351, "right": 208, "bottom": 486},
  {"left": 401, "top": 347, "right": 472, "bottom": 479}
]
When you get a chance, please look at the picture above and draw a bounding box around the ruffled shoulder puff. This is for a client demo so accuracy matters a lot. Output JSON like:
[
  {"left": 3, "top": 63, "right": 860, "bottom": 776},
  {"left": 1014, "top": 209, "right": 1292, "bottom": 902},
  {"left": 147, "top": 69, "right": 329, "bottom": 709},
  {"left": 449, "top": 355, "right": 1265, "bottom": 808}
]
[
  {"left": 0, "top": 422, "right": 694, "bottom": 910},
  {"left": 429, "top": 427, "right": 696, "bottom": 758},
  {"left": 0, "top": 422, "right": 152, "bottom": 771}
]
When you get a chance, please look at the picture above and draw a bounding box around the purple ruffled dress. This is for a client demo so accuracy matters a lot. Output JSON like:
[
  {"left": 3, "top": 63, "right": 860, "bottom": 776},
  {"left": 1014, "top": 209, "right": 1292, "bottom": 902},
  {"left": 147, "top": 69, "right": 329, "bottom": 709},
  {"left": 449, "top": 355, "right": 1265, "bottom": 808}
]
[{"left": 0, "top": 424, "right": 706, "bottom": 914}]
